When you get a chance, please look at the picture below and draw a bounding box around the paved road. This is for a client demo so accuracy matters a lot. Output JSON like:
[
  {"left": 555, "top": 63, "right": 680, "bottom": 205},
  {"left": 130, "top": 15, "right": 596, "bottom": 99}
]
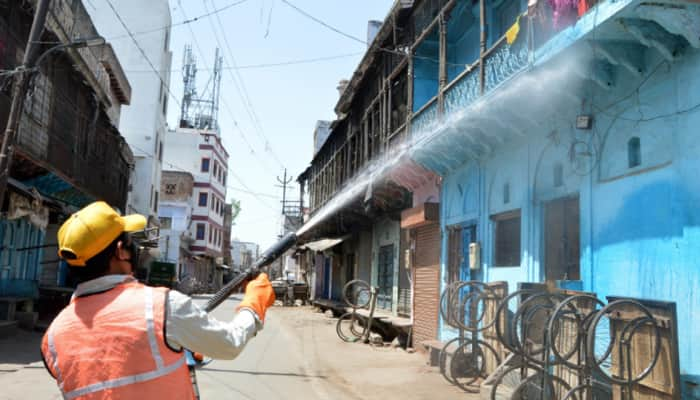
[
  {"left": 196, "top": 296, "right": 357, "bottom": 399},
  {"left": 0, "top": 295, "right": 468, "bottom": 399}
]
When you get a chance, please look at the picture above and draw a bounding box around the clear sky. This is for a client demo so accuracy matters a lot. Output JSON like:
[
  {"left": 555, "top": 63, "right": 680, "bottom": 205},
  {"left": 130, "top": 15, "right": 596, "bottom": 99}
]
[{"left": 164, "top": 0, "right": 394, "bottom": 249}]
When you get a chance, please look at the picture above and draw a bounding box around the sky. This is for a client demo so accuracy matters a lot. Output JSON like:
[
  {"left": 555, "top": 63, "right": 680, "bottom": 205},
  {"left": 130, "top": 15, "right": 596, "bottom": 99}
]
[{"left": 163, "top": 0, "right": 394, "bottom": 249}]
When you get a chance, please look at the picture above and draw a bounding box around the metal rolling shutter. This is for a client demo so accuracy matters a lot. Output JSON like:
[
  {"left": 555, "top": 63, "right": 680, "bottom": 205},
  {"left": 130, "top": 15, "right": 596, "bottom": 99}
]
[{"left": 413, "top": 223, "right": 441, "bottom": 346}]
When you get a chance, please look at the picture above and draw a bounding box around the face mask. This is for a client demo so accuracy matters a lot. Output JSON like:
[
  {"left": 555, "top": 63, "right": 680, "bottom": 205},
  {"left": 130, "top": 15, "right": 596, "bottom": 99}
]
[{"left": 124, "top": 235, "right": 141, "bottom": 268}]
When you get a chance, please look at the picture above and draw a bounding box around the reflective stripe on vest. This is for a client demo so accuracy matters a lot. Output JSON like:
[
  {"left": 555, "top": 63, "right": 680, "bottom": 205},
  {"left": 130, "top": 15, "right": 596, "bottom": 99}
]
[{"left": 42, "top": 282, "right": 193, "bottom": 400}]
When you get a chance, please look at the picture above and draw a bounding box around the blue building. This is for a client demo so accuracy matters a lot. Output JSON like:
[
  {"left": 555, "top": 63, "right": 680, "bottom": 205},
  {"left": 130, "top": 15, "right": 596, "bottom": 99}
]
[
  {"left": 405, "top": 0, "right": 700, "bottom": 393},
  {"left": 298, "top": 0, "right": 700, "bottom": 394}
]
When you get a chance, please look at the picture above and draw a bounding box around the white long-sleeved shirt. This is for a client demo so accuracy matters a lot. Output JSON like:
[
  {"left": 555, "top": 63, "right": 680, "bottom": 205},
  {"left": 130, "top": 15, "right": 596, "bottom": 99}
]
[{"left": 72, "top": 275, "right": 260, "bottom": 360}]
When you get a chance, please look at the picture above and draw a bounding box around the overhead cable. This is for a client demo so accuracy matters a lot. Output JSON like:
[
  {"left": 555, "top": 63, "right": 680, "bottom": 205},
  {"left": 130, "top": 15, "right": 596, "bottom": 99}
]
[
  {"left": 279, "top": 0, "right": 366, "bottom": 45},
  {"left": 104, "top": 0, "right": 183, "bottom": 110},
  {"left": 117, "top": 52, "right": 363, "bottom": 73},
  {"left": 176, "top": 1, "right": 276, "bottom": 175},
  {"left": 107, "top": 0, "right": 251, "bottom": 41},
  {"left": 206, "top": 0, "right": 287, "bottom": 170},
  {"left": 129, "top": 143, "right": 281, "bottom": 202}
]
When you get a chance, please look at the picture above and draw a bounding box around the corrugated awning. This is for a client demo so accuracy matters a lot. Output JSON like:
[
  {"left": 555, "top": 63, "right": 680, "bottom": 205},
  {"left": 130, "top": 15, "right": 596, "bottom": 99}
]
[{"left": 300, "top": 236, "right": 347, "bottom": 252}]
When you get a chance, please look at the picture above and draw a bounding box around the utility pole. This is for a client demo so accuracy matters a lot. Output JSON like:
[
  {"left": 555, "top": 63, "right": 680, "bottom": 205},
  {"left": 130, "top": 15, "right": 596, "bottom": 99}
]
[
  {"left": 276, "top": 168, "right": 294, "bottom": 216},
  {"left": 275, "top": 169, "right": 294, "bottom": 280},
  {"left": 0, "top": 0, "right": 51, "bottom": 204}
]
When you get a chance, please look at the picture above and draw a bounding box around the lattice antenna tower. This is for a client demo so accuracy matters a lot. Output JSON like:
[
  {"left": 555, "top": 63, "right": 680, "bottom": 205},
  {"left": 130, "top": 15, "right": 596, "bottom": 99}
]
[
  {"left": 179, "top": 45, "right": 223, "bottom": 132},
  {"left": 209, "top": 48, "right": 223, "bottom": 132},
  {"left": 180, "top": 44, "right": 197, "bottom": 128}
]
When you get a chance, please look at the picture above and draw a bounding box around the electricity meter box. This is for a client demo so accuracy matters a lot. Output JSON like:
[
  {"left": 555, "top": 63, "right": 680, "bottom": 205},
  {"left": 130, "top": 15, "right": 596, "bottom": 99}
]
[{"left": 469, "top": 242, "right": 481, "bottom": 270}]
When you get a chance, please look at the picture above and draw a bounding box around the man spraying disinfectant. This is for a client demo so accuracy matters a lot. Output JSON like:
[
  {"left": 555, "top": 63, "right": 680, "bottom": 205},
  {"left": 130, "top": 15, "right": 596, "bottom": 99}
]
[{"left": 40, "top": 201, "right": 275, "bottom": 399}]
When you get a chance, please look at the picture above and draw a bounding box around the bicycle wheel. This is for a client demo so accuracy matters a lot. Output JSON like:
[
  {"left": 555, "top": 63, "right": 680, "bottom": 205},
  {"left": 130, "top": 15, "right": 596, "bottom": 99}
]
[
  {"left": 439, "top": 337, "right": 463, "bottom": 385},
  {"left": 343, "top": 279, "right": 372, "bottom": 309},
  {"left": 450, "top": 339, "right": 501, "bottom": 391},
  {"left": 336, "top": 312, "right": 364, "bottom": 343}
]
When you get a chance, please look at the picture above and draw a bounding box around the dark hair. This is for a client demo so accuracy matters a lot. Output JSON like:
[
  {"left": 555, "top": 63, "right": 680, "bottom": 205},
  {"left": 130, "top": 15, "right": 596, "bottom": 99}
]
[{"left": 67, "top": 232, "right": 130, "bottom": 285}]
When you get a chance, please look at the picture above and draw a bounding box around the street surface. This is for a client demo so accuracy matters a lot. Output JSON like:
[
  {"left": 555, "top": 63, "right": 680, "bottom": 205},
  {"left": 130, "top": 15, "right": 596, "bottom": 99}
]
[{"left": 0, "top": 295, "right": 472, "bottom": 399}]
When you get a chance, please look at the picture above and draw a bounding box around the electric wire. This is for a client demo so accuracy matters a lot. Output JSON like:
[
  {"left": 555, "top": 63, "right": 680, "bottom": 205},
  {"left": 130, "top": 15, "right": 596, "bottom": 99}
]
[
  {"left": 279, "top": 0, "right": 366, "bottom": 45},
  {"left": 129, "top": 143, "right": 280, "bottom": 201},
  {"left": 104, "top": 0, "right": 183, "bottom": 111},
  {"left": 103, "top": 0, "right": 280, "bottom": 208},
  {"left": 114, "top": 52, "right": 363, "bottom": 73},
  {"left": 278, "top": 0, "right": 475, "bottom": 68},
  {"left": 206, "top": 0, "right": 286, "bottom": 170},
  {"left": 107, "top": 0, "right": 251, "bottom": 41},
  {"left": 103, "top": 1, "right": 278, "bottom": 210},
  {"left": 176, "top": 1, "right": 277, "bottom": 177}
]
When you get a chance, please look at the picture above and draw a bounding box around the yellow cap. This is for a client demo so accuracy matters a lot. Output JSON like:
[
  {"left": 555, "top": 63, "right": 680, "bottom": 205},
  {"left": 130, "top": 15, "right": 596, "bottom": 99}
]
[{"left": 57, "top": 201, "right": 147, "bottom": 267}]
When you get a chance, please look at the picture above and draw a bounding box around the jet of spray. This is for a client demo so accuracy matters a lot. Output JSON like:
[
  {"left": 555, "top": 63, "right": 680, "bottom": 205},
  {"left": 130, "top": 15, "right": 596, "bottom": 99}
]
[{"left": 296, "top": 47, "right": 593, "bottom": 238}]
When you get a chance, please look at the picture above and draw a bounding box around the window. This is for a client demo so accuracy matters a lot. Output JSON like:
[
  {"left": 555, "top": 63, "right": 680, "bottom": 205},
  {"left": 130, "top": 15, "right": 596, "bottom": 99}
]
[
  {"left": 503, "top": 183, "right": 510, "bottom": 204},
  {"left": 213, "top": 162, "right": 218, "bottom": 179},
  {"left": 211, "top": 196, "right": 216, "bottom": 211},
  {"left": 158, "top": 141, "right": 163, "bottom": 162},
  {"left": 554, "top": 163, "right": 564, "bottom": 187},
  {"left": 492, "top": 210, "right": 521, "bottom": 267},
  {"left": 150, "top": 185, "right": 154, "bottom": 208},
  {"left": 209, "top": 224, "right": 213, "bottom": 243},
  {"left": 165, "top": 183, "right": 176, "bottom": 195},
  {"left": 159, "top": 217, "right": 172, "bottom": 230},
  {"left": 196, "top": 223, "right": 205, "bottom": 240},
  {"left": 154, "top": 191, "right": 159, "bottom": 212},
  {"left": 198, "top": 192, "right": 208, "bottom": 207},
  {"left": 201, "top": 158, "right": 210, "bottom": 172},
  {"left": 628, "top": 137, "right": 641, "bottom": 168}
]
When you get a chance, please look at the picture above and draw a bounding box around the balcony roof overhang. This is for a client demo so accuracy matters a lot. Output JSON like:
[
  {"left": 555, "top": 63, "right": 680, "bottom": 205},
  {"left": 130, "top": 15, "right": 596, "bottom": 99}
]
[{"left": 408, "top": 0, "right": 700, "bottom": 176}]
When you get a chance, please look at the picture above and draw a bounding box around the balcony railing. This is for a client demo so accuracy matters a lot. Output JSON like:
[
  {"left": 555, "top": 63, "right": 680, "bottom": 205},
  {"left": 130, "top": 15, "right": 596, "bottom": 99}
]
[
  {"left": 443, "top": 63, "right": 481, "bottom": 116},
  {"left": 483, "top": 35, "right": 530, "bottom": 94},
  {"left": 410, "top": 97, "right": 439, "bottom": 136}
]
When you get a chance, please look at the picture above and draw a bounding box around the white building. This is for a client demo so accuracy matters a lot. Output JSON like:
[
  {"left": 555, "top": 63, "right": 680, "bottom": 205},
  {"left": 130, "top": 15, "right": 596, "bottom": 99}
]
[
  {"left": 87, "top": 0, "right": 173, "bottom": 222},
  {"left": 162, "top": 128, "right": 229, "bottom": 261},
  {"left": 231, "top": 240, "right": 260, "bottom": 270},
  {"left": 158, "top": 171, "right": 195, "bottom": 280}
]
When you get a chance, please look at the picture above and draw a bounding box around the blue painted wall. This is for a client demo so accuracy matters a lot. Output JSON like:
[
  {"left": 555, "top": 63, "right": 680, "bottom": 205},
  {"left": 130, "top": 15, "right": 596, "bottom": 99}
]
[
  {"left": 0, "top": 218, "right": 46, "bottom": 299},
  {"left": 430, "top": 45, "right": 700, "bottom": 389}
]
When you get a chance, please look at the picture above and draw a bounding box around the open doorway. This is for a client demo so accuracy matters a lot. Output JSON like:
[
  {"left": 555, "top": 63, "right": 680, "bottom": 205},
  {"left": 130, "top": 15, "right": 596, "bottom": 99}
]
[
  {"left": 377, "top": 244, "right": 395, "bottom": 310},
  {"left": 544, "top": 196, "right": 580, "bottom": 283}
]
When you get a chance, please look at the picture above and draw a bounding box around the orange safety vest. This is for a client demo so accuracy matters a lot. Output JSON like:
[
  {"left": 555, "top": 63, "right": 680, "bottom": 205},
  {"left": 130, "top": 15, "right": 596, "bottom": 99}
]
[{"left": 41, "top": 281, "right": 195, "bottom": 400}]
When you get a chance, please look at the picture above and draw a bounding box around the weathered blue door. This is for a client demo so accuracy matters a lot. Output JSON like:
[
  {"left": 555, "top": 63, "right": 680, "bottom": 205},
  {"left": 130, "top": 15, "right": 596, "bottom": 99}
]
[
  {"left": 377, "top": 244, "right": 394, "bottom": 310},
  {"left": 544, "top": 196, "right": 581, "bottom": 290}
]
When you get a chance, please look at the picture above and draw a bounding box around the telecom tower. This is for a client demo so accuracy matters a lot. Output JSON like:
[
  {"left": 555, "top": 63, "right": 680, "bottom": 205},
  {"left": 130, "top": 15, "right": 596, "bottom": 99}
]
[{"left": 179, "top": 45, "right": 223, "bottom": 132}]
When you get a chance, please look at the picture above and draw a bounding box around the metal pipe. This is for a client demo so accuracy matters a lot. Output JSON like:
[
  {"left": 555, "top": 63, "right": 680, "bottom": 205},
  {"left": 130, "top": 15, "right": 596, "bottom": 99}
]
[{"left": 203, "top": 232, "right": 297, "bottom": 312}]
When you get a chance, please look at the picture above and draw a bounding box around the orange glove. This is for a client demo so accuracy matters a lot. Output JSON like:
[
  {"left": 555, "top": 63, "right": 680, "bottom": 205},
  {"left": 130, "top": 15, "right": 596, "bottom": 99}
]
[{"left": 237, "top": 273, "right": 275, "bottom": 322}]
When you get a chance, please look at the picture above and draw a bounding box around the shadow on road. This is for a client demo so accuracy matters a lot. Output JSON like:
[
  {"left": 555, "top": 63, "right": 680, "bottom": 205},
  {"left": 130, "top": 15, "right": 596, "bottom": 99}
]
[
  {"left": 0, "top": 330, "right": 44, "bottom": 368},
  {"left": 201, "top": 368, "right": 326, "bottom": 379}
]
